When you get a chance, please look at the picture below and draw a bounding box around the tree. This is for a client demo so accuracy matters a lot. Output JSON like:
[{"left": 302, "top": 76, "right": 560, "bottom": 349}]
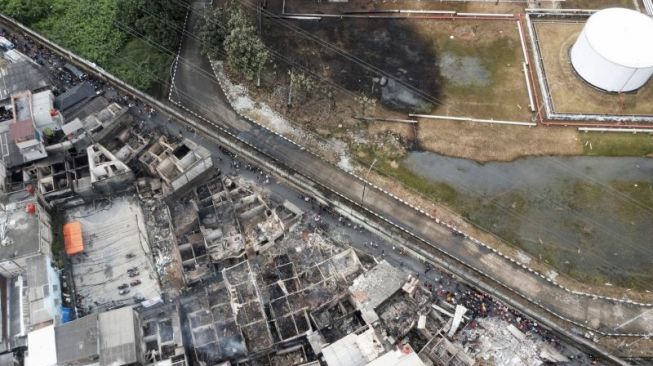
[
  {"left": 0, "top": 0, "right": 49, "bottom": 24},
  {"left": 116, "top": 0, "right": 186, "bottom": 49},
  {"left": 197, "top": 1, "right": 269, "bottom": 81},
  {"left": 107, "top": 38, "right": 171, "bottom": 91},
  {"left": 197, "top": 6, "right": 228, "bottom": 59},
  {"left": 32, "top": 0, "right": 124, "bottom": 65},
  {"left": 223, "top": 7, "right": 269, "bottom": 80}
]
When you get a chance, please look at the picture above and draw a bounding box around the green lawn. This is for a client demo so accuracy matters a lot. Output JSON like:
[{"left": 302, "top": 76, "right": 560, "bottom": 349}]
[{"left": 581, "top": 132, "right": 653, "bottom": 157}]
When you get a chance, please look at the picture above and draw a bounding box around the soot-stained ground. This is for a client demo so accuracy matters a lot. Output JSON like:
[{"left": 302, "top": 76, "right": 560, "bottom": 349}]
[{"left": 261, "top": 17, "right": 442, "bottom": 112}]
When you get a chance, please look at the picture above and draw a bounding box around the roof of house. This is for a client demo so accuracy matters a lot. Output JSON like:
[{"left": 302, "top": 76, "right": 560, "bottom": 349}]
[
  {"left": 55, "top": 313, "right": 100, "bottom": 365},
  {"left": 322, "top": 327, "right": 384, "bottom": 366},
  {"left": 349, "top": 261, "right": 406, "bottom": 311},
  {"left": 0, "top": 119, "right": 26, "bottom": 168},
  {"left": 27, "top": 254, "right": 61, "bottom": 326},
  {"left": 0, "top": 195, "right": 42, "bottom": 262},
  {"left": 54, "top": 82, "right": 95, "bottom": 113},
  {"left": 8, "top": 119, "right": 34, "bottom": 141},
  {"left": 25, "top": 325, "right": 57, "bottom": 366},
  {"left": 365, "top": 346, "right": 425, "bottom": 366},
  {"left": 99, "top": 306, "right": 139, "bottom": 366},
  {"left": 0, "top": 61, "right": 49, "bottom": 101}
]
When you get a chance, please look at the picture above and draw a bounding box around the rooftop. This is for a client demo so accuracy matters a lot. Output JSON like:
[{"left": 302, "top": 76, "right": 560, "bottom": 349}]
[
  {"left": 12, "top": 92, "right": 31, "bottom": 123},
  {"left": 8, "top": 119, "right": 33, "bottom": 142},
  {"left": 55, "top": 313, "right": 100, "bottom": 365},
  {"left": 25, "top": 325, "right": 57, "bottom": 366},
  {"left": 348, "top": 260, "right": 406, "bottom": 323},
  {"left": 54, "top": 81, "right": 96, "bottom": 114},
  {"left": 366, "top": 345, "right": 425, "bottom": 366},
  {"left": 26, "top": 254, "right": 61, "bottom": 327},
  {"left": 0, "top": 61, "right": 49, "bottom": 102},
  {"left": 321, "top": 327, "right": 384, "bottom": 366},
  {"left": 99, "top": 306, "right": 139, "bottom": 366},
  {"left": 60, "top": 95, "right": 109, "bottom": 121},
  {"left": 0, "top": 193, "right": 43, "bottom": 262},
  {"left": 67, "top": 197, "right": 161, "bottom": 312}
]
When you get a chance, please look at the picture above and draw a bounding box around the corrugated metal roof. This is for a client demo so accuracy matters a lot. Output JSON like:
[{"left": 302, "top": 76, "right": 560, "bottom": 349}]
[
  {"left": 55, "top": 313, "right": 99, "bottom": 365},
  {"left": 99, "top": 307, "right": 138, "bottom": 366},
  {"left": 54, "top": 82, "right": 95, "bottom": 113}
]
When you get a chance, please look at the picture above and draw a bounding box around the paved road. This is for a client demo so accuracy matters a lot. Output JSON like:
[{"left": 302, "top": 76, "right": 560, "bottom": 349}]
[{"left": 171, "top": 0, "right": 653, "bottom": 346}]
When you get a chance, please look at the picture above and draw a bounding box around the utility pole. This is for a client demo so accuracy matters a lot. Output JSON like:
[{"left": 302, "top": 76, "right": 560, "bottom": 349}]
[
  {"left": 287, "top": 69, "right": 293, "bottom": 106},
  {"left": 361, "top": 158, "right": 377, "bottom": 205},
  {"left": 257, "top": 0, "right": 262, "bottom": 34}
]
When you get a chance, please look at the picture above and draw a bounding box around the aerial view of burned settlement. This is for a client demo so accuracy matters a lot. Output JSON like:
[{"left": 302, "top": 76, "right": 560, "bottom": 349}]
[{"left": 0, "top": 0, "right": 653, "bottom": 365}]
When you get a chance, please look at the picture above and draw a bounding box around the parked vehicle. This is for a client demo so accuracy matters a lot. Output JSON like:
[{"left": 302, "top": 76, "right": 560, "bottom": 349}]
[
  {"left": 63, "top": 63, "right": 85, "bottom": 80},
  {"left": 0, "top": 36, "right": 14, "bottom": 51},
  {"left": 130, "top": 280, "right": 141, "bottom": 287},
  {"left": 119, "top": 288, "right": 130, "bottom": 295},
  {"left": 128, "top": 271, "right": 139, "bottom": 278},
  {"left": 117, "top": 283, "right": 128, "bottom": 290}
]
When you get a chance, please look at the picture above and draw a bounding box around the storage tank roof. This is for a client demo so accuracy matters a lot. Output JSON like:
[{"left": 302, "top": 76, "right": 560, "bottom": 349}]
[{"left": 585, "top": 8, "right": 653, "bottom": 68}]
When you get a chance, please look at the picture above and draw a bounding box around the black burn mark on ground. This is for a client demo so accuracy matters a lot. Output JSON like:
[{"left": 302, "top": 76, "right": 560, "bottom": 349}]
[{"left": 261, "top": 17, "right": 442, "bottom": 112}]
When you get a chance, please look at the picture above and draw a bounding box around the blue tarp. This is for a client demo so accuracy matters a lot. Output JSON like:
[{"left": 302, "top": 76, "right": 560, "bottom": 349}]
[{"left": 61, "top": 306, "right": 73, "bottom": 323}]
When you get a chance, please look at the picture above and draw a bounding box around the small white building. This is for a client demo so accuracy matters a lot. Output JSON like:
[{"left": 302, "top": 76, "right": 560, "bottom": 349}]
[{"left": 570, "top": 8, "right": 653, "bottom": 92}]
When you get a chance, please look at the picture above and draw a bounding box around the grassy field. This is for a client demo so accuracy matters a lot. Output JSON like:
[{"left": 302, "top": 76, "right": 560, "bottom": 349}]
[
  {"left": 581, "top": 132, "right": 653, "bottom": 156},
  {"left": 561, "top": 0, "right": 636, "bottom": 8},
  {"left": 413, "top": 19, "right": 532, "bottom": 121},
  {"left": 281, "top": 0, "right": 525, "bottom": 14},
  {"left": 535, "top": 21, "right": 653, "bottom": 116}
]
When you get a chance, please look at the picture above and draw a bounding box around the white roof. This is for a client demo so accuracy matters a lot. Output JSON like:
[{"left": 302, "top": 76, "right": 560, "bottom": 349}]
[
  {"left": 365, "top": 346, "right": 425, "bottom": 366},
  {"left": 25, "top": 325, "right": 57, "bottom": 366},
  {"left": 61, "top": 118, "right": 84, "bottom": 136},
  {"left": 584, "top": 8, "right": 653, "bottom": 68},
  {"left": 322, "top": 328, "right": 384, "bottom": 366}
]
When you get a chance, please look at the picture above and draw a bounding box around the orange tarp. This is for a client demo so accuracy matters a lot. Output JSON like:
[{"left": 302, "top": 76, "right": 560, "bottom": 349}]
[{"left": 63, "top": 221, "right": 84, "bottom": 255}]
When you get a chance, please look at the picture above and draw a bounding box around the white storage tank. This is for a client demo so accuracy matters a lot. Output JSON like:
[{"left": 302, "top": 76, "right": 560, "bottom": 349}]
[{"left": 570, "top": 8, "right": 653, "bottom": 92}]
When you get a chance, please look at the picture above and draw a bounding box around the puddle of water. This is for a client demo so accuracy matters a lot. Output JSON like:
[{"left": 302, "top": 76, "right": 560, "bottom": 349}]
[
  {"left": 380, "top": 79, "right": 433, "bottom": 112},
  {"left": 403, "top": 151, "right": 653, "bottom": 288},
  {"left": 439, "top": 51, "right": 490, "bottom": 87}
]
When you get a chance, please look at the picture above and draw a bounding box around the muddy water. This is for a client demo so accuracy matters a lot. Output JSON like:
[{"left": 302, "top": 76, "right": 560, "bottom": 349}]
[
  {"left": 403, "top": 151, "right": 653, "bottom": 288},
  {"left": 439, "top": 51, "right": 490, "bottom": 87}
]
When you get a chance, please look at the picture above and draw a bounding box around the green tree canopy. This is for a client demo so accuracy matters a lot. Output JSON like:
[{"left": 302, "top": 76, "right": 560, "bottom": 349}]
[
  {"left": 32, "top": 0, "right": 124, "bottom": 65},
  {"left": 115, "top": 0, "right": 186, "bottom": 49},
  {"left": 197, "top": 6, "right": 229, "bottom": 59},
  {"left": 0, "top": 0, "right": 50, "bottom": 24},
  {"left": 197, "top": 0, "right": 269, "bottom": 81}
]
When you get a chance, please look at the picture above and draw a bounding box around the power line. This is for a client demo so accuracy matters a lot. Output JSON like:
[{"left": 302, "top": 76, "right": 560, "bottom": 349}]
[{"left": 108, "top": 3, "right": 653, "bottom": 288}]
